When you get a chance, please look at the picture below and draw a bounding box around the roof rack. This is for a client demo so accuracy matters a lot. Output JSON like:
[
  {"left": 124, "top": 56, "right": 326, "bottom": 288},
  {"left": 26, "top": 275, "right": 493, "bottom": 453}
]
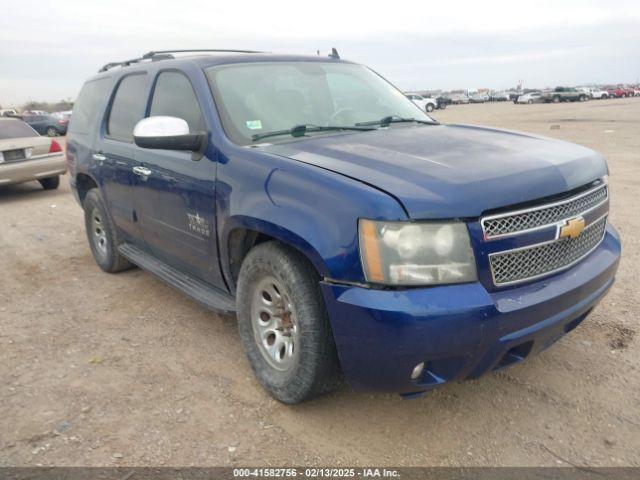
[{"left": 98, "top": 49, "right": 264, "bottom": 73}]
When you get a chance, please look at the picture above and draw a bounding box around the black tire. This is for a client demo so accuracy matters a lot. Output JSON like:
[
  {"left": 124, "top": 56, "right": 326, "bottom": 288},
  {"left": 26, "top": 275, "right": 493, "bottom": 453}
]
[
  {"left": 426, "top": 103, "right": 434, "bottom": 112},
  {"left": 236, "top": 241, "right": 342, "bottom": 404},
  {"left": 46, "top": 126, "right": 58, "bottom": 137},
  {"left": 552, "top": 96, "right": 560, "bottom": 103},
  {"left": 83, "top": 189, "right": 133, "bottom": 273},
  {"left": 528, "top": 100, "right": 533, "bottom": 104},
  {"left": 602, "top": 94, "right": 608, "bottom": 99},
  {"left": 39, "top": 176, "right": 59, "bottom": 190},
  {"left": 440, "top": 103, "right": 447, "bottom": 110}
]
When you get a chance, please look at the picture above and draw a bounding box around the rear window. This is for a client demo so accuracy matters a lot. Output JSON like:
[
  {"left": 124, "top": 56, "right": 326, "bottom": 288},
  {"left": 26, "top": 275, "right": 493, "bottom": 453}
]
[
  {"left": 69, "top": 77, "right": 111, "bottom": 134},
  {"left": 0, "top": 120, "right": 38, "bottom": 139},
  {"left": 107, "top": 73, "right": 148, "bottom": 142}
]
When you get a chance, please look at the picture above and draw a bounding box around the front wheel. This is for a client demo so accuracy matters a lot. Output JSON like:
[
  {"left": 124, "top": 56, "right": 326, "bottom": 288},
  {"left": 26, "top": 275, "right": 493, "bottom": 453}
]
[
  {"left": 236, "top": 241, "right": 342, "bottom": 404},
  {"left": 46, "top": 126, "right": 58, "bottom": 137},
  {"left": 426, "top": 103, "right": 434, "bottom": 112}
]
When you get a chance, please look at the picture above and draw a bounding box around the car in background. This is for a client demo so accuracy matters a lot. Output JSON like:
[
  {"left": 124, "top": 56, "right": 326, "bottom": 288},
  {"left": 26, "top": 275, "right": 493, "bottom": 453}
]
[
  {"left": 23, "top": 110, "right": 49, "bottom": 116},
  {"left": 587, "top": 88, "right": 609, "bottom": 99},
  {"left": 542, "top": 87, "right": 588, "bottom": 103},
  {"left": 470, "top": 93, "right": 489, "bottom": 103},
  {"left": 1, "top": 109, "right": 18, "bottom": 117},
  {"left": 22, "top": 114, "right": 68, "bottom": 136},
  {"left": 52, "top": 110, "right": 73, "bottom": 121},
  {"left": 0, "top": 118, "right": 66, "bottom": 190},
  {"left": 516, "top": 92, "right": 544, "bottom": 104},
  {"left": 449, "top": 94, "right": 469, "bottom": 104},
  {"left": 490, "top": 91, "right": 510, "bottom": 102},
  {"left": 435, "top": 96, "right": 450, "bottom": 109},
  {"left": 606, "top": 87, "right": 634, "bottom": 98},
  {"left": 405, "top": 93, "right": 438, "bottom": 112}
]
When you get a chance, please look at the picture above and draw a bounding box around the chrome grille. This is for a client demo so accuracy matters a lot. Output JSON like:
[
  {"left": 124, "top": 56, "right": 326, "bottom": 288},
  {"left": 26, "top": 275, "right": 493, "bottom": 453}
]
[
  {"left": 482, "top": 184, "right": 608, "bottom": 239},
  {"left": 489, "top": 215, "right": 607, "bottom": 286}
]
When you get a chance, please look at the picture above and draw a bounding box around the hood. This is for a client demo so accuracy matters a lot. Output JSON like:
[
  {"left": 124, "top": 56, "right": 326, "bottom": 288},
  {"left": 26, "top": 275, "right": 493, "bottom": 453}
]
[{"left": 264, "top": 123, "right": 607, "bottom": 219}]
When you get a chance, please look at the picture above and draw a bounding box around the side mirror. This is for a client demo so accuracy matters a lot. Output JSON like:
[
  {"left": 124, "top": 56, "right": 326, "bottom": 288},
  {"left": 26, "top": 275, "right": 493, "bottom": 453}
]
[{"left": 133, "top": 116, "right": 207, "bottom": 159}]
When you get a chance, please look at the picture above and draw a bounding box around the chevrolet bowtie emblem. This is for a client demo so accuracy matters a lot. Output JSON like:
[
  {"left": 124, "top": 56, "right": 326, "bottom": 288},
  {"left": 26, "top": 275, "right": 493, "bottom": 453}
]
[{"left": 559, "top": 217, "right": 585, "bottom": 239}]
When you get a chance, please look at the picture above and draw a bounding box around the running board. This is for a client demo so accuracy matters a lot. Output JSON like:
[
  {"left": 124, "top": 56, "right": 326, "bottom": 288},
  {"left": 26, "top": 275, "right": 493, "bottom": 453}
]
[{"left": 118, "top": 243, "right": 236, "bottom": 314}]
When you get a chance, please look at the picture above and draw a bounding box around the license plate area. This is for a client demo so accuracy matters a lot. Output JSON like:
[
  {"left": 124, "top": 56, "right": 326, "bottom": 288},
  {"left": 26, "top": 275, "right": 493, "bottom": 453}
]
[{"left": 2, "top": 149, "right": 26, "bottom": 163}]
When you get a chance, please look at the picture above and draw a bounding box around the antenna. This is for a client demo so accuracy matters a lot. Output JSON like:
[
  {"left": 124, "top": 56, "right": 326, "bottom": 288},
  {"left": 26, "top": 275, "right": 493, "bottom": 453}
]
[{"left": 328, "top": 48, "right": 340, "bottom": 59}]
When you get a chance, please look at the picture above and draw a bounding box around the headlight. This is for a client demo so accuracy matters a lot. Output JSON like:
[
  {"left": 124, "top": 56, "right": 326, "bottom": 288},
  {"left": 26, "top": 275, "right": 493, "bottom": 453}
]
[{"left": 359, "top": 219, "right": 477, "bottom": 286}]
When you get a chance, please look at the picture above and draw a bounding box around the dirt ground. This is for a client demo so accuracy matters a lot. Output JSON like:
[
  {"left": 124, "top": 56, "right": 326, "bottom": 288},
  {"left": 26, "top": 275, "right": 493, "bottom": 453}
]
[{"left": 1, "top": 98, "right": 638, "bottom": 467}]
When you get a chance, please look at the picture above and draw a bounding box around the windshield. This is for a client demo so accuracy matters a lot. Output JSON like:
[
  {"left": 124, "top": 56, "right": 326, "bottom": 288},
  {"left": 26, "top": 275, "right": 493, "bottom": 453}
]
[{"left": 205, "top": 62, "right": 434, "bottom": 145}]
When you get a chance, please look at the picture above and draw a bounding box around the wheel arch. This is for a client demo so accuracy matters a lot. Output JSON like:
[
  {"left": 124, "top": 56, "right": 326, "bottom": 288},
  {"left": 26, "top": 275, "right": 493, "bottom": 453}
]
[
  {"left": 75, "top": 172, "right": 99, "bottom": 206},
  {"left": 222, "top": 216, "right": 329, "bottom": 293}
]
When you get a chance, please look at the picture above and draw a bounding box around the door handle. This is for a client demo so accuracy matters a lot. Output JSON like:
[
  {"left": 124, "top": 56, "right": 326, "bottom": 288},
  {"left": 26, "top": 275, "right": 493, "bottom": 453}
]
[
  {"left": 132, "top": 166, "right": 153, "bottom": 178},
  {"left": 92, "top": 153, "right": 106, "bottom": 162}
]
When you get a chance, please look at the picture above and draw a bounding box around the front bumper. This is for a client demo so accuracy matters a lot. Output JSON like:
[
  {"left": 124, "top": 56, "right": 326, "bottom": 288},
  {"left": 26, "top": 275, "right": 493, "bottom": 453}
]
[
  {"left": 321, "top": 225, "right": 621, "bottom": 394},
  {"left": 0, "top": 154, "right": 67, "bottom": 186}
]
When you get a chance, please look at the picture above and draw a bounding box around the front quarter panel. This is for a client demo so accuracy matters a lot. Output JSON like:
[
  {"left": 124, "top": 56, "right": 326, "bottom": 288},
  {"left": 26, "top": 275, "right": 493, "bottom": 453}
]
[{"left": 216, "top": 146, "right": 408, "bottom": 289}]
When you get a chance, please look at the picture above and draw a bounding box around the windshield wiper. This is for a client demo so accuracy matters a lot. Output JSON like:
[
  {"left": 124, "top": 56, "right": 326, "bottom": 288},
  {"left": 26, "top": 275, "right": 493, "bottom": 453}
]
[
  {"left": 356, "top": 115, "right": 437, "bottom": 127},
  {"left": 251, "top": 124, "right": 376, "bottom": 142}
]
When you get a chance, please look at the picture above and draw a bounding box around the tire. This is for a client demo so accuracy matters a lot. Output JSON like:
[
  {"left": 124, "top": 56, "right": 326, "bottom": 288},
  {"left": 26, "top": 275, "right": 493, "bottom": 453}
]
[
  {"left": 622, "top": 94, "right": 627, "bottom": 98},
  {"left": 579, "top": 95, "right": 586, "bottom": 102},
  {"left": 83, "top": 189, "right": 133, "bottom": 273},
  {"left": 602, "top": 94, "right": 608, "bottom": 99},
  {"left": 236, "top": 241, "right": 342, "bottom": 404},
  {"left": 46, "top": 126, "right": 58, "bottom": 137},
  {"left": 426, "top": 103, "right": 434, "bottom": 112},
  {"left": 39, "top": 176, "right": 59, "bottom": 190},
  {"left": 528, "top": 100, "right": 533, "bottom": 104},
  {"left": 440, "top": 103, "right": 447, "bottom": 110},
  {"left": 553, "top": 96, "right": 561, "bottom": 103}
]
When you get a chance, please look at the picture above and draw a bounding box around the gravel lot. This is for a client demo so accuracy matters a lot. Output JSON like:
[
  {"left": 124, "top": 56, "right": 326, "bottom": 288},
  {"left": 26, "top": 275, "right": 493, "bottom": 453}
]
[{"left": 1, "top": 98, "right": 638, "bottom": 467}]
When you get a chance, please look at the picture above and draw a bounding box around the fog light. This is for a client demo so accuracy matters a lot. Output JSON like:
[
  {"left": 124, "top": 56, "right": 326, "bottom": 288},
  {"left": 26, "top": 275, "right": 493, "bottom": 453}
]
[{"left": 411, "top": 362, "right": 425, "bottom": 380}]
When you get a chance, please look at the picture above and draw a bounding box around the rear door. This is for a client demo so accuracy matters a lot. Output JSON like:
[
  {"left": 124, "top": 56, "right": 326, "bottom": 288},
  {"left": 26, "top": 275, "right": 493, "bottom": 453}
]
[
  {"left": 94, "top": 72, "right": 148, "bottom": 244},
  {"left": 132, "top": 69, "right": 224, "bottom": 287}
]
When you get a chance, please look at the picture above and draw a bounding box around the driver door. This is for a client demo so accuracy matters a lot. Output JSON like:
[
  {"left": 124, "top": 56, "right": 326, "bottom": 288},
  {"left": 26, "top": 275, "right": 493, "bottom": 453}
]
[{"left": 132, "top": 70, "right": 224, "bottom": 288}]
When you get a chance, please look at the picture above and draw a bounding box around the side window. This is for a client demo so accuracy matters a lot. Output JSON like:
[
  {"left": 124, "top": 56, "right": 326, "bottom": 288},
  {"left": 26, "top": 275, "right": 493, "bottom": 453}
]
[
  {"left": 68, "top": 78, "right": 111, "bottom": 134},
  {"left": 149, "top": 71, "right": 204, "bottom": 132},
  {"left": 107, "top": 73, "right": 148, "bottom": 142}
]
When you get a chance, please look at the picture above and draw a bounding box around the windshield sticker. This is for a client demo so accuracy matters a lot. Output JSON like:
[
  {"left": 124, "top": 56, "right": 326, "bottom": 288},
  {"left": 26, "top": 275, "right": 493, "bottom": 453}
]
[{"left": 246, "top": 120, "right": 263, "bottom": 130}]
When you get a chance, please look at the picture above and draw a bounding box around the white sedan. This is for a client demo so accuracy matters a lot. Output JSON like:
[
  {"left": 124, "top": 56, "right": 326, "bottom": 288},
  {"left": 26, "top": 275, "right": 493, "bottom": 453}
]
[
  {"left": 405, "top": 93, "right": 438, "bottom": 112},
  {"left": 516, "top": 92, "right": 544, "bottom": 104}
]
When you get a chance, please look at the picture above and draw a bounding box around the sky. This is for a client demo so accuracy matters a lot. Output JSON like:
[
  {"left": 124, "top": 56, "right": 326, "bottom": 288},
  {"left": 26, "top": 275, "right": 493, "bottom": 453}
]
[{"left": 1, "top": 0, "right": 639, "bottom": 106}]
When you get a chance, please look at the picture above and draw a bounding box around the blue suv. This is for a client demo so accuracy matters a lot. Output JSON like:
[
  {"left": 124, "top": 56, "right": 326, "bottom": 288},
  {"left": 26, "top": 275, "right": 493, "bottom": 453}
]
[{"left": 67, "top": 49, "right": 621, "bottom": 403}]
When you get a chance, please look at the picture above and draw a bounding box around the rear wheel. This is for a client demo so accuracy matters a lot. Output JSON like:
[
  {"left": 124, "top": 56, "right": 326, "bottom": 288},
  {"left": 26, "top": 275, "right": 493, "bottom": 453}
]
[
  {"left": 46, "top": 126, "right": 58, "bottom": 137},
  {"left": 39, "top": 176, "right": 59, "bottom": 190},
  {"left": 553, "top": 96, "right": 561, "bottom": 103},
  {"left": 236, "top": 241, "right": 342, "bottom": 404},
  {"left": 83, "top": 189, "right": 133, "bottom": 273},
  {"left": 426, "top": 103, "right": 434, "bottom": 112}
]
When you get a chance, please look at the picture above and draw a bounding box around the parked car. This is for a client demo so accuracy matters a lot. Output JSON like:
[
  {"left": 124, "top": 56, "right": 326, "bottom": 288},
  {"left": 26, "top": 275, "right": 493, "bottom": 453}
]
[
  {"left": 587, "top": 88, "right": 609, "bottom": 99},
  {"left": 0, "top": 118, "right": 65, "bottom": 189},
  {"left": 67, "top": 49, "right": 620, "bottom": 404},
  {"left": 435, "top": 96, "right": 450, "bottom": 109},
  {"left": 450, "top": 94, "right": 469, "bottom": 104},
  {"left": 490, "top": 91, "right": 510, "bottom": 102},
  {"left": 605, "top": 87, "right": 634, "bottom": 98},
  {"left": 516, "top": 92, "right": 544, "bottom": 104},
  {"left": 52, "top": 110, "right": 73, "bottom": 121},
  {"left": 23, "top": 110, "right": 50, "bottom": 116},
  {"left": 470, "top": 93, "right": 489, "bottom": 103},
  {"left": 542, "top": 87, "right": 589, "bottom": 103},
  {"left": 0, "top": 109, "right": 18, "bottom": 117},
  {"left": 405, "top": 93, "right": 437, "bottom": 112},
  {"left": 22, "top": 114, "right": 68, "bottom": 136}
]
